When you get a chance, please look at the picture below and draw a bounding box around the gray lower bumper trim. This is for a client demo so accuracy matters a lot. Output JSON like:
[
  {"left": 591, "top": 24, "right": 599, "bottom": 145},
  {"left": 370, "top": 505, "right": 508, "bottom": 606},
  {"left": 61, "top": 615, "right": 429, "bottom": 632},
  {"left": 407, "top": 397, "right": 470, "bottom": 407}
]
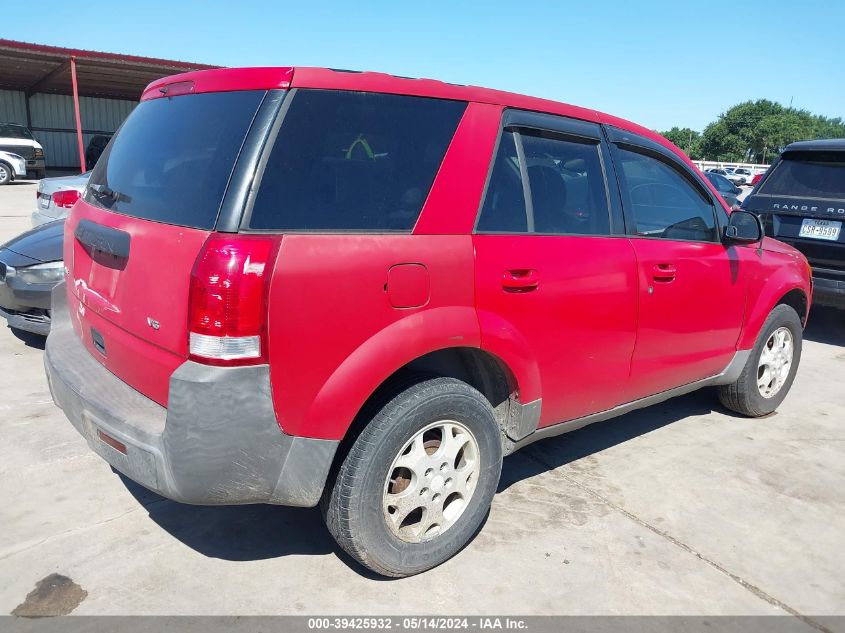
[{"left": 45, "top": 283, "right": 338, "bottom": 507}]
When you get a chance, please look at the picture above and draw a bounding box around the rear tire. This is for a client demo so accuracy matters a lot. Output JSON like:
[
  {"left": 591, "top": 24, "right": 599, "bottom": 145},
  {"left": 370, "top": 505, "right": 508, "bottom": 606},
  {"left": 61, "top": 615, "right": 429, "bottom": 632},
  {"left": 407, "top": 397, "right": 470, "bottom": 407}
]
[
  {"left": 718, "top": 304, "right": 802, "bottom": 417},
  {"left": 322, "top": 376, "right": 503, "bottom": 577}
]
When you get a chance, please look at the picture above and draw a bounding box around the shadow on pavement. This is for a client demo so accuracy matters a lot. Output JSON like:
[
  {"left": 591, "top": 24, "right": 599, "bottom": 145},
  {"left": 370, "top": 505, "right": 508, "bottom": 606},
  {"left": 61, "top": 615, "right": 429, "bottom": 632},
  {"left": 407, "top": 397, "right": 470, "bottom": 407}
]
[
  {"left": 118, "top": 473, "right": 403, "bottom": 578},
  {"left": 118, "top": 473, "right": 336, "bottom": 562},
  {"left": 10, "top": 327, "right": 46, "bottom": 350},
  {"left": 499, "top": 389, "right": 723, "bottom": 491},
  {"left": 115, "top": 389, "right": 728, "bottom": 571},
  {"left": 803, "top": 305, "right": 845, "bottom": 346}
]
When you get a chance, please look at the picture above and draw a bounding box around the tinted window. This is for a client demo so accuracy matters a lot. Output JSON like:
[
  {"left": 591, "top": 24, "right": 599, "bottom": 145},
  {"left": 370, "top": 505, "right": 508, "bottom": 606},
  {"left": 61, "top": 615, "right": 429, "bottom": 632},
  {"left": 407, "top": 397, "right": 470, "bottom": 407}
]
[
  {"left": 706, "top": 172, "right": 734, "bottom": 193},
  {"left": 617, "top": 147, "right": 717, "bottom": 241},
  {"left": 477, "top": 129, "right": 610, "bottom": 235},
  {"left": 248, "top": 90, "right": 466, "bottom": 231},
  {"left": 477, "top": 131, "right": 527, "bottom": 232},
  {"left": 522, "top": 132, "right": 609, "bottom": 235},
  {"left": 86, "top": 90, "right": 265, "bottom": 229},
  {"left": 760, "top": 152, "right": 845, "bottom": 199}
]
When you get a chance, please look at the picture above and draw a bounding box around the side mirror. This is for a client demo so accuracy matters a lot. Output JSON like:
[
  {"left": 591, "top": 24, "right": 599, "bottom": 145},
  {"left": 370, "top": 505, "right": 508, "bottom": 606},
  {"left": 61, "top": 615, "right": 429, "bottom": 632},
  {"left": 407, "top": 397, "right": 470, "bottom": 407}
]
[{"left": 723, "top": 210, "right": 763, "bottom": 244}]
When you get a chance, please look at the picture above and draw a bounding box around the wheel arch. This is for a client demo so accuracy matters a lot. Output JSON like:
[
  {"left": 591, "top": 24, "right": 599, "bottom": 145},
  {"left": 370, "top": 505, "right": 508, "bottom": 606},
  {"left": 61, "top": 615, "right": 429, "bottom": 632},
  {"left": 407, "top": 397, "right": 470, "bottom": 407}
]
[
  {"left": 738, "top": 282, "right": 809, "bottom": 349},
  {"left": 293, "top": 306, "right": 539, "bottom": 442},
  {"left": 0, "top": 160, "right": 14, "bottom": 182},
  {"left": 776, "top": 288, "right": 809, "bottom": 326}
]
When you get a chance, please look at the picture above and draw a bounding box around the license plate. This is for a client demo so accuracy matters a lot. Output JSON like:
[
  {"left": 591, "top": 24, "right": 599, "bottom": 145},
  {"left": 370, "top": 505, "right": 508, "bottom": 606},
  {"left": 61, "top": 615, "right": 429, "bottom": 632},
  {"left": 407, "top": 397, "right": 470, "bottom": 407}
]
[
  {"left": 799, "top": 218, "right": 841, "bottom": 241},
  {"left": 39, "top": 195, "right": 50, "bottom": 209}
]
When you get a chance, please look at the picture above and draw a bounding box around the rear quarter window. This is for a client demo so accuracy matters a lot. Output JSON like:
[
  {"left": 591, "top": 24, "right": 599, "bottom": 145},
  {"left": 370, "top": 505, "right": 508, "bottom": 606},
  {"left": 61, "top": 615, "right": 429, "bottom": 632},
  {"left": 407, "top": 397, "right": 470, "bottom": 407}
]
[
  {"left": 247, "top": 90, "right": 467, "bottom": 232},
  {"left": 760, "top": 152, "right": 845, "bottom": 199},
  {"left": 85, "top": 90, "right": 265, "bottom": 229}
]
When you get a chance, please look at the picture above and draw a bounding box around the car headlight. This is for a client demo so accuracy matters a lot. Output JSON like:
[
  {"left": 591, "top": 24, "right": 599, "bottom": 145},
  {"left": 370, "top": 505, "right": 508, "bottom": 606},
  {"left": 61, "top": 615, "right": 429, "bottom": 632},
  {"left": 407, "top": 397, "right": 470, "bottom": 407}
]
[
  {"left": 34, "top": 148, "right": 44, "bottom": 159},
  {"left": 16, "top": 261, "right": 65, "bottom": 285}
]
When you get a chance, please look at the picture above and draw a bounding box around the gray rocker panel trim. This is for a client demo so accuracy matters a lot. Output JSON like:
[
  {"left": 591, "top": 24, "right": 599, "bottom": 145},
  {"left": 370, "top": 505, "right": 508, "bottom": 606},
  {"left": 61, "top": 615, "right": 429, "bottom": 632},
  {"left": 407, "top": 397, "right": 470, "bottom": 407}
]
[{"left": 510, "top": 350, "right": 751, "bottom": 452}]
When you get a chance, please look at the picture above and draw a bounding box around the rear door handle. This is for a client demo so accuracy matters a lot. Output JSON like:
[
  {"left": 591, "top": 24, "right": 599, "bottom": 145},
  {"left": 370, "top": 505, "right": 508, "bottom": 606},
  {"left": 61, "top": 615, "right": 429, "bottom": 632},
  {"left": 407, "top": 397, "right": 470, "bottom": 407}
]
[
  {"left": 652, "top": 263, "right": 677, "bottom": 282},
  {"left": 502, "top": 269, "right": 539, "bottom": 292}
]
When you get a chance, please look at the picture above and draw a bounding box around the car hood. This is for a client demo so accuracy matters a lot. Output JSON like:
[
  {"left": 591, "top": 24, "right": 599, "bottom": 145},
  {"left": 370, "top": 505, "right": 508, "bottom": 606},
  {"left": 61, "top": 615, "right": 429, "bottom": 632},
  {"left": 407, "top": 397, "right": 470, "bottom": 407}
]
[
  {"left": 761, "top": 236, "right": 805, "bottom": 259},
  {"left": 0, "top": 138, "right": 42, "bottom": 149},
  {"left": 2, "top": 220, "right": 64, "bottom": 263}
]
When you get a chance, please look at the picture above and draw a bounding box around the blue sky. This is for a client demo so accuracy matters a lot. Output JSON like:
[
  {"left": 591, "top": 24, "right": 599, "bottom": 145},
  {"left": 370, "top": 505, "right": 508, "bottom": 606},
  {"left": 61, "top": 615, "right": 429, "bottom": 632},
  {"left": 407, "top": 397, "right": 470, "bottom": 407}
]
[{"left": 4, "top": 0, "right": 843, "bottom": 132}]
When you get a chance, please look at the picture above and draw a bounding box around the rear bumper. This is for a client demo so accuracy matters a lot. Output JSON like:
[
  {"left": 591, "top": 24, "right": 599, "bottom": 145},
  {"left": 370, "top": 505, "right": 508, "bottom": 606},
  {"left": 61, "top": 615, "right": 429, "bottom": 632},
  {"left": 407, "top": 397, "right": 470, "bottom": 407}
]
[
  {"left": 812, "top": 272, "right": 845, "bottom": 309},
  {"left": 26, "top": 158, "right": 46, "bottom": 176},
  {"left": 44, "top": 283, "right": 338, "bottom": 506},
  {"left": 32, "top": 209, "right": 61, "bottom": 227}
]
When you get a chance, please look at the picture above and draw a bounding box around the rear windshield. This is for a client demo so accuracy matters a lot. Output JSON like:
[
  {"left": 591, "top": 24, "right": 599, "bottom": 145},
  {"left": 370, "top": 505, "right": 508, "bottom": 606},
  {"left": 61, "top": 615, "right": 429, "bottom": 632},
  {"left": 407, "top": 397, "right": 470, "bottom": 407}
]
[
  {"left": 247, "top": 90, "right": 467, "bottom": 231},
  {"left": 85, "top": 90, "right": 265, "bottom": 229},
  {"left": 760, "top": 151, "right": 845, "bottom": 199}
]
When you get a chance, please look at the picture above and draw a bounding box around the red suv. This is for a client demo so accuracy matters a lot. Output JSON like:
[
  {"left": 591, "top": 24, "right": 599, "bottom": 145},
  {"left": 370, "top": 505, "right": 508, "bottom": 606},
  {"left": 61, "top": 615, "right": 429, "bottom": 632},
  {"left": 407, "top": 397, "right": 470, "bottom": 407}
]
[{"left": 45, "top": 67, "right": 811, "bottom": 577}]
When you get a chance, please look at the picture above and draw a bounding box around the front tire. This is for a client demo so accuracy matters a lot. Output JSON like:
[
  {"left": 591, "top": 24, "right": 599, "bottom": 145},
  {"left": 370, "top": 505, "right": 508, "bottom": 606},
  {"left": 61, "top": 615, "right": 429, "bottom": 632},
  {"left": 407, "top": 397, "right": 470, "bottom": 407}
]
[
  {"left": 323, "top": 376, "right": 503, "bottom": 577},
  {"left": 718, "top": 304, "right": 802, "bottom": 417},
  {"left": 0, "top": 163, "right": 11, "bottom": 185}
]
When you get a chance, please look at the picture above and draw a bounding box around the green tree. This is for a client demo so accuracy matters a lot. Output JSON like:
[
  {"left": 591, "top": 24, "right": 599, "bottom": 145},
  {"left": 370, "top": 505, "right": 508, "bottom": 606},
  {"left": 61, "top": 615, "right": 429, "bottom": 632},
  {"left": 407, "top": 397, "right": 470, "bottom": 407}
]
[
  {"left": 660, "top": 127, "right": 702, "bottom": 158},
  {"left": 698, "top": 100, "right": 845, "bottom": 163}
]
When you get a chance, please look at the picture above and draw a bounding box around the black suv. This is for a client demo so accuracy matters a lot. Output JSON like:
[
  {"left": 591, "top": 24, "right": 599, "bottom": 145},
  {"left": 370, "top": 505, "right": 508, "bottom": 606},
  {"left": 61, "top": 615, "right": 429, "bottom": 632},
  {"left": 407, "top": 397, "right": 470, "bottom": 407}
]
[{"left": 743, "top": 139, "right": 845, "bottom": 308}]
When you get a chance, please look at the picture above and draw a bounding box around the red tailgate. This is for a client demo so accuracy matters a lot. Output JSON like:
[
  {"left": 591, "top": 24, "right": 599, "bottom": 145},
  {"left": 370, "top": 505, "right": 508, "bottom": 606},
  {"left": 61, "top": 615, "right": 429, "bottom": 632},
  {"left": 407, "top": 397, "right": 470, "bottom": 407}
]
[{"left": 64, "top": 202, "right": 210, "bottom": 405}]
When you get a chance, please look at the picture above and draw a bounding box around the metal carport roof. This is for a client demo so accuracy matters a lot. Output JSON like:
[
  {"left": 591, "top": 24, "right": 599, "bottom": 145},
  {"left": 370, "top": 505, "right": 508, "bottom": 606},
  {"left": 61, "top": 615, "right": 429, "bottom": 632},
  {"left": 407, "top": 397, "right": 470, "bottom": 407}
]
[
  {"left": 0, "top": 39, "right": 218, "bottom": 100},
  {"left": 0, "top": 38, "right": 218, "bottom": 171}
]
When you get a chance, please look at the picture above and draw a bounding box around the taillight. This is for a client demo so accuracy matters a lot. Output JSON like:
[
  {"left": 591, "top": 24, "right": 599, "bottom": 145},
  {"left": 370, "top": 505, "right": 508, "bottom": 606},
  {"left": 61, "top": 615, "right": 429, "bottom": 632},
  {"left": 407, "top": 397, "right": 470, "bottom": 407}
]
[
  {"left": 52, "top": 189, "right": 81, "bottom": 208},
  {"left": 188, "top": 234, "right": 278, "bottom": 366}
]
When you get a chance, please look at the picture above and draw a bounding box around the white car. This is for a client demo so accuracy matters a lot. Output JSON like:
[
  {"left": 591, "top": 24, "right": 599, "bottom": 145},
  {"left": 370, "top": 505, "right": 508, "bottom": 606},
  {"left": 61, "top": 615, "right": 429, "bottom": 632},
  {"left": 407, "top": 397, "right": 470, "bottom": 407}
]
[
  {"left": 0, "top": 151, "right": 28, "bottom": 185},
  {"left": 707, "top": 168, "right": 746, "bottom": 186},
  {"left": 0, "top": 123, "right": 46, "bottom": 179},
  {"left": 32, "top": 172, "right": 91, "bottom": 227},
  {"left": 730, "top": 167, "right": 753, "bottom": 185}
]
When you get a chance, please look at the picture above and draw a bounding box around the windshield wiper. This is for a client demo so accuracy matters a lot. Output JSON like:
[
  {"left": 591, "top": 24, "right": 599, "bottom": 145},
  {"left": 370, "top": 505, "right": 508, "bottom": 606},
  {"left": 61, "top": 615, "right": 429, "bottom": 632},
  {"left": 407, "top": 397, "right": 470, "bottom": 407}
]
[{"left": 89, "top": 183, "right": 130, "bottom": 203}]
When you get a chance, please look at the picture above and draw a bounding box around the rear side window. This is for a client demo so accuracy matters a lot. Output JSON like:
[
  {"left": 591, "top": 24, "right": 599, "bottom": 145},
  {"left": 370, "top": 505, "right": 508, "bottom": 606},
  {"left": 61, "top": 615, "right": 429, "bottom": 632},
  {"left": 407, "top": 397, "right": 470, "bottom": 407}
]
[
  {"left": 248, "top": 90, "right": 467, "bottom": 231},
  {"left": 477, "top": 128, "right": 610, "bottom": 235},
  {"left": 86, "top": 90, "right": 265, "bottom": 229},
  {"left": 476, "top": 132, "right": 526, "bottom": 232},
  {"left": 522, "top": 132, "right": 609, "bottom": 235},
  {"left": 616, "top": 147, "right": 717, "bottom": 242},
  {"left": 760, "top": 152, "right": 845, "bottom": 199}
]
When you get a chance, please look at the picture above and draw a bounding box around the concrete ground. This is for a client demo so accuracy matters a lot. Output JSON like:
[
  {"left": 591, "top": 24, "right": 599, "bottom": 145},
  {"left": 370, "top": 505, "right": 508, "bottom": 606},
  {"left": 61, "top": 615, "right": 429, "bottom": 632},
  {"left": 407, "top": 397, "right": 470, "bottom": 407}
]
[{"left": 0, "top": 181, "right": 843, "bottom": 621}]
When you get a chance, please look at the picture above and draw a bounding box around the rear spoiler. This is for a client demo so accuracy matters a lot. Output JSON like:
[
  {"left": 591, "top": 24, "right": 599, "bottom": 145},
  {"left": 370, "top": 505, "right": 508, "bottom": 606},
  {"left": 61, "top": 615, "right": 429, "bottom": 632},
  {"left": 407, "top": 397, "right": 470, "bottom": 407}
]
[{"left": 142, "top": 67, "right": 294, "bottom": 101}]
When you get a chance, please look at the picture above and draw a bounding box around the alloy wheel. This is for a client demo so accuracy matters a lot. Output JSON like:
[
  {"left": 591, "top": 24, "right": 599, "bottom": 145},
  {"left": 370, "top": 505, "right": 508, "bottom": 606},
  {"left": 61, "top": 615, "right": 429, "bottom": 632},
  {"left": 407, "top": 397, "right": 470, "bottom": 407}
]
[
  {"left": 383, "top": 420, "right": 480, "bottom": 543},
  {"left": 757, "top": 326, "right": 793, "bottom": 399}
]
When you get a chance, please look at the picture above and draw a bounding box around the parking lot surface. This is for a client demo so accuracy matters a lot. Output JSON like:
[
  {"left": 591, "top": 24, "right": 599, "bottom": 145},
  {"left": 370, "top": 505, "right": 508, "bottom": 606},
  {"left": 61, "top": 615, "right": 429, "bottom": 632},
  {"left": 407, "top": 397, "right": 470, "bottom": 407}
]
[{"left": 0, "top": 182, "right": 843, "bottom": 620}]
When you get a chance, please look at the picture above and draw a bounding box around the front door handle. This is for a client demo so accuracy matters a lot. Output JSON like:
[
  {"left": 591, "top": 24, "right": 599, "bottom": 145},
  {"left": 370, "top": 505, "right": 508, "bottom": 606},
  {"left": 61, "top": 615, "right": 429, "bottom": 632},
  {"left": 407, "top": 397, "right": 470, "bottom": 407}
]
[
  {"left": 502, "top": 269, "right": 539, "bottom": 292},
  {"left": 652, "top": 263, "right": 677, "bottom": 282}
]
